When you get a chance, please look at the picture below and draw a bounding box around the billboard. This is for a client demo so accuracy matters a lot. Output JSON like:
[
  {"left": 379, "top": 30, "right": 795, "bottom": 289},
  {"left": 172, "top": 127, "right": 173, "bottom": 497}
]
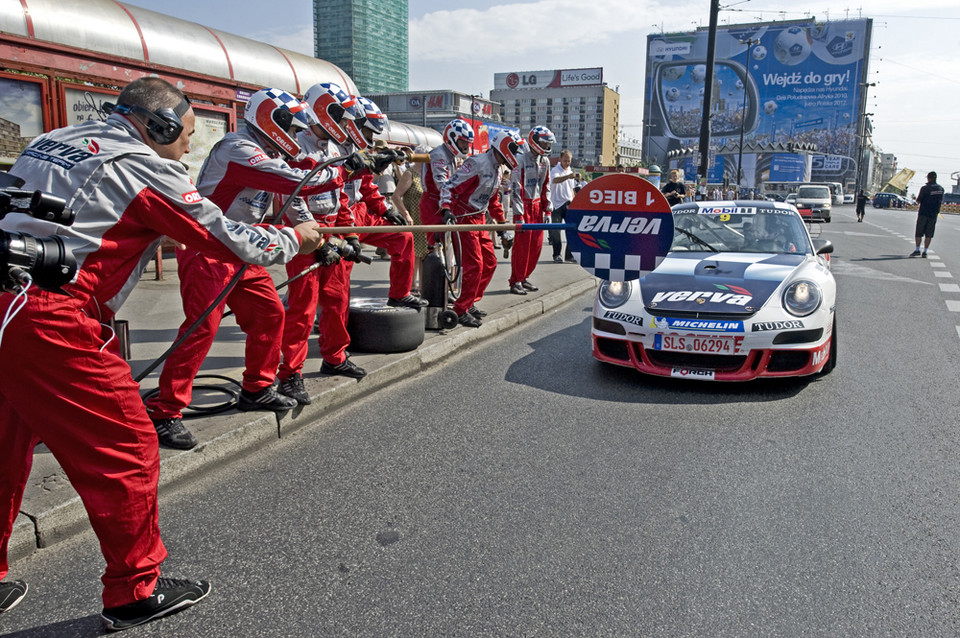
[
  {"left": 494, "top": 67, "right": 603, "bottom": 91},
  {"left": 643, "top": 19, "right": 872, "bottom": 187}
]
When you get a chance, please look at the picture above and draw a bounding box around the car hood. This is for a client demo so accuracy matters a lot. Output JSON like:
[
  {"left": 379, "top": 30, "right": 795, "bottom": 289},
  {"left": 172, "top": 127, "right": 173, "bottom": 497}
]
[{"left": 641, "top": 253, "right": 806, "bottom": 314}]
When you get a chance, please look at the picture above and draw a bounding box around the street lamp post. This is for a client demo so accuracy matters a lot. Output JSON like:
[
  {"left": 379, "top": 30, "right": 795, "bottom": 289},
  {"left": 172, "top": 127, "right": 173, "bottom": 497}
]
[
  {"left": 855, "top": 82, "right": 876, "bottom": 193},
  {"left": 737, "top": 38, "right": 760, "bottom": 197}
]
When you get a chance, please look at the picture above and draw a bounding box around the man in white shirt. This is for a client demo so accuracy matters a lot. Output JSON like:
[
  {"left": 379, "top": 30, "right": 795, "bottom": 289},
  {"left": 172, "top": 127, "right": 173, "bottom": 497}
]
[{"left": 548, "top": 149, "right": 578, "bottom": 263}]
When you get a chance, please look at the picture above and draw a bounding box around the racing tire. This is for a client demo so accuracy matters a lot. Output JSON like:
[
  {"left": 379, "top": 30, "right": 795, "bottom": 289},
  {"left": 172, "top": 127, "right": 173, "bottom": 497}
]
[
  {"left": 819, "top": 316, "right": 837, "bottom": 376},
  {"left": 347, "top": 297, "right": 425, "bottom": 353}
]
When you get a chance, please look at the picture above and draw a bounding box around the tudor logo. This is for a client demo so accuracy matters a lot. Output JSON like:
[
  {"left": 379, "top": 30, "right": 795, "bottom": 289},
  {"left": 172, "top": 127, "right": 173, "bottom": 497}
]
[
  {"left": 182, "top": 191, "right": 202, "bottom": 204},
  {"left": 752, "top": 320, "right": 804, "bottom": 332}
]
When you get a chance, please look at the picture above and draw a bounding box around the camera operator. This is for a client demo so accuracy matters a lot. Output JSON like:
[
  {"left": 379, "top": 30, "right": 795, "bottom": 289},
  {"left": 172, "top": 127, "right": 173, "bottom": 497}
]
[{"left": 0, "top": 77, "right": 322, "bottom": 630}]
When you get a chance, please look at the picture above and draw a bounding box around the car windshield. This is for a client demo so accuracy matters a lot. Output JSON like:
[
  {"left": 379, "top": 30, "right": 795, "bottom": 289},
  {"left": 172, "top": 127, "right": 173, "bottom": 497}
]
[
  {"left": 797, "top": 186, "right": 830, "bottom": 199},
  {"left": 671, "top": 206, "right": 811, "bottom": 254}
]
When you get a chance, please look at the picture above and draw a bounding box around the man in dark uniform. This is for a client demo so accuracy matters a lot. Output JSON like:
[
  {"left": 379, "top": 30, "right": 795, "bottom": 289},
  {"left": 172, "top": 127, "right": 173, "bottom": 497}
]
[
  {"left": 911, "top": 171, "right": 945, "bottom": 258},
  {"left": 662, "top": 169, "right": 686, "bottom": 206},
  {"left": 856, "top": 189, "right": 868, "bottom": 222}
]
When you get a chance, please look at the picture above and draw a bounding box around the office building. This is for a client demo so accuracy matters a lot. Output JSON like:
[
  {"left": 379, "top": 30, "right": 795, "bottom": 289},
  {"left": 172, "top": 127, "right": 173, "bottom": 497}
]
[
  {"left": 314, "top": 0, "right": 408, "bottom": 94},
  {"left": 490, "top": 68, "right": 619, "bottom": 167}
]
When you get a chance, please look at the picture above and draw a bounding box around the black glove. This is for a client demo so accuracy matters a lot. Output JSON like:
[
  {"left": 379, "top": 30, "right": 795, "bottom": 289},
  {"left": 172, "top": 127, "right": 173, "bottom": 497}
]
[
  {"left": 343, "top": 236, "right": 364, "bottom": 263},
  {"left": 371, "top": 148, "right": 402, "bottom": 173},
  {"left": 441, "top": 208, "right": 456, "bottom": 225},
  {"left": 317, "top": 240, "right": 342, "bottom": 266},
  {"left": 498, "top": 231, "right": 514, "bottom": 250},
  {"left": 343, "top": 151, "right": 374, "bottom": 175},
  {"left": 383, "top": 209, "right": 407, "bottom": 226}
]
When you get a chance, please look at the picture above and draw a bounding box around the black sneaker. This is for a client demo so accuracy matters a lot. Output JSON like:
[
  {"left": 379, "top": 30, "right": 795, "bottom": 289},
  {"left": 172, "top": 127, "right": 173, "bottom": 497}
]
[
  {"left": 458, "top": 312, "right": 482, "bottom": 328},
  {"left": 320, "top": 358, "right": 367, "bottom": 379},
  {"left": 922, "top": 251, "right": 928, "bottom": 258},
  {"left": 521, "top": 280, "right": 539, "bottom": 292},
  {"left": 237, "top": 385, "right": 297, "bottom": 412},
  {"left": 0, "top": 580, "right": 27, "bottom": 613},
  {"left": 152, "top": 417, "right": 197, "bottom": 450},
  {"left": 565, "top": 256, "right": 577, "bottom": 264},
  {"left": 278, "top": 372, "right": 311, "bottom": 405},
  {"left": 509, "top": 282, "right": 527, "bottom": 295},
  {"left": 553, "top": 256, "right": 564, "bottom": 263},
  {"left": 468, "top": 305, "right": 487, "bottom": 318},
  {"left": 101, "top": 576, "right": 210, "bottom": 632},
  {"left": 909, "top": 249, "right": 922, "bottom": 257},
  {"left": 387, "top": 294, "right": 428, "bottom": 308}
]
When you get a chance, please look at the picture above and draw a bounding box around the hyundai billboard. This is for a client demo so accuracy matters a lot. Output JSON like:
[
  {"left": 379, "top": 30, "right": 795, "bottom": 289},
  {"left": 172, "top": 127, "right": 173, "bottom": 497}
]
[{"left": 643, "top": 19, "right": 872, "bottom": 189}]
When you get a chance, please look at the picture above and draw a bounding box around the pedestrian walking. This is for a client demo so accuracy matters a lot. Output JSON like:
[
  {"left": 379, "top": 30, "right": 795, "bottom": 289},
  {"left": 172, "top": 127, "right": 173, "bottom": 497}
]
[{"left": 910, "top": 172, "right": 945, "bottom": 257}]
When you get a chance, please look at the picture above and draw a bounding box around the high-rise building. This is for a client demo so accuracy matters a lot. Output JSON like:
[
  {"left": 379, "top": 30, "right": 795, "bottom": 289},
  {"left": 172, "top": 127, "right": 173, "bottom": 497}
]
[
  {"left": 314, "top": 0, "right": 408, "bottom": 95},
  {"left": 490, "top": 68, "right": 619, "bottom": 167}
]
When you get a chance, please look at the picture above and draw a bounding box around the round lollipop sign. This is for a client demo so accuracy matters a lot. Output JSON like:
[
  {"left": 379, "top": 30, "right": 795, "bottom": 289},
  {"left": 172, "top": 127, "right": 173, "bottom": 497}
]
[{"left": 565, "top": 174, "right": 674, "bottom": 281}]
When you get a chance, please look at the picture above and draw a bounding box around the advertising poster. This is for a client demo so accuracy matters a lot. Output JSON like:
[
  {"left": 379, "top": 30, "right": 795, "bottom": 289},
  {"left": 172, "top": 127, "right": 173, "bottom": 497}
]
[
  {"left": 0, "top": 77, "right": 43, "bottom": 161},
  {"left": 180, "top": 109, "right": 229, "bottom": 183},
  {"left": 644, "top": 19, "right": 871, "bottom": 189}
]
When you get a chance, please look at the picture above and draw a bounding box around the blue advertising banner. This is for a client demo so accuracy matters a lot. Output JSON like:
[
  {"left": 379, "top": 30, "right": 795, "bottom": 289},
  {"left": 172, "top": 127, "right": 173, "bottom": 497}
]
[{"left": 644, "top": 19, "right": 871, "bottom": 187}]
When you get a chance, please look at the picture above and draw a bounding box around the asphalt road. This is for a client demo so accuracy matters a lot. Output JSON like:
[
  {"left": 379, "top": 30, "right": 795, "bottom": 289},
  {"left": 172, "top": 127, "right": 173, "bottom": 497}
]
[{"left": 5, "top": 204, "right": 960, "bottom": 637}]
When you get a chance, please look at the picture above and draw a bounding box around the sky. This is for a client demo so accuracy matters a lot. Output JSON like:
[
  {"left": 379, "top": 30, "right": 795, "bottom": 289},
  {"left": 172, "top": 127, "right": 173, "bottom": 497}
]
[{"left": 122, "top": 0, "right": 960, "bottom": 194}]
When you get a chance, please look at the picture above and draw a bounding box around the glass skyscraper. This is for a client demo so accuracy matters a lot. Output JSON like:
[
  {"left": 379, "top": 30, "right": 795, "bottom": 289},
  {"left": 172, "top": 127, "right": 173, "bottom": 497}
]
[{"left": 314, "top": 0, "right": 408, "bottom": 95}]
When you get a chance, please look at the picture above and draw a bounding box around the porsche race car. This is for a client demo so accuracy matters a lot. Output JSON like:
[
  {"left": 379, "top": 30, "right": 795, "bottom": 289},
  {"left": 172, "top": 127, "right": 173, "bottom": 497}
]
[{"left": 592, "top": 201, "right": 837, "bottom": 381}]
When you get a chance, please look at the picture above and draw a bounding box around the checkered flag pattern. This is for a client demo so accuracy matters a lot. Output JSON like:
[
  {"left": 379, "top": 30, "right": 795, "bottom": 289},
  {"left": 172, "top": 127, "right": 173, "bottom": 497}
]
[
  {"left": 573, "top": 250, "right": 665, "bottom": 282},
  {"left": 264, "top": 88, "right": 306, "bottom": 113}
]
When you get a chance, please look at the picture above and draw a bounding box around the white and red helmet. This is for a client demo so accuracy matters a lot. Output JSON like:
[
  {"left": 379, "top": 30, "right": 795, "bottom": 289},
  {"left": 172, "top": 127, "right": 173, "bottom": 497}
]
[
  {"left": 302, "top": 82, "right": 360, "bottom": 146},
  {"left": 243, "top": 88, "right": 311, "bottom": 159},
  {"left": 443, "top": 119, "right": 475, "bottom": 159},
  {"left": 356, "top": 96, "right": 387, "bottom": 135},
  {"left": 527, "top": 125, "right": 556, "bottom": 156},
  {"left": 491, "top": 129, "right": 524, "bottom": 170}
]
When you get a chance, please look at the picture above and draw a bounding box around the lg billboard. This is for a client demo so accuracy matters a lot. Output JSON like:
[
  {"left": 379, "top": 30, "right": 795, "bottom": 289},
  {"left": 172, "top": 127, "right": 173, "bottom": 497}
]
[{"left": 643, "top": 19, "right": 872, "bottom": 188}]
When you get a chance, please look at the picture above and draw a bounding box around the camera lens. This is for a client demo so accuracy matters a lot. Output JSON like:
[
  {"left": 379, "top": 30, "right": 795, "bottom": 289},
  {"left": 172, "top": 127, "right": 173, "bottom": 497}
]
[{"left": 1, "top": 231, "right": 78, "bottom": 291}]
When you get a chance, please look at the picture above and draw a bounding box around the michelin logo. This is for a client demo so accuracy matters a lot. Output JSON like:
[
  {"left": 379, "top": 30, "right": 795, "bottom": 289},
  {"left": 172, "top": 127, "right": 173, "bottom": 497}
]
[{"left": 652, "top": 317, "right": 743, "bottom": 332}]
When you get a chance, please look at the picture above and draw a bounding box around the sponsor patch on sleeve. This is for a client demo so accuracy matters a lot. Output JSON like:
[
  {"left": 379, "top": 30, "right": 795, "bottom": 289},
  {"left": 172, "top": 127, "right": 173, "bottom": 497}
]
[
  {"left": 249, "top": 153, "right": 268, "bottom": 166},
  {"left": 182, "top": 190, "right": 203, "bottom": 204}
]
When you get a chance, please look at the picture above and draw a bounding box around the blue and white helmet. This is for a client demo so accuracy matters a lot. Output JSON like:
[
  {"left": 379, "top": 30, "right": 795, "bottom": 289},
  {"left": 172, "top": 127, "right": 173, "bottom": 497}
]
[
  {"left": 443, "top": 119, "right": 475, "bottom": 159},
  {"left": 243, "top": 87, "right": 311, "bottom": 159},
  {"left": 491, "top": 129, "right": 524, "bottom": 170},
  {"left": 527, "top": 125, "right": 556, "bottom": 156},
  {"left": 356, "top": 96, "right": 387, "bottom": 135},
  {"left": 302, "top": 82, "right": 361, "bottom": 145}
]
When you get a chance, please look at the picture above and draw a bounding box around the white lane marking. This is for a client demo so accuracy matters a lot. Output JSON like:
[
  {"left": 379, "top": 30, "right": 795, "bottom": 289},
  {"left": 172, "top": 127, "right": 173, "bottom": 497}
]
[
  {"left": 931, "top": 262, "right": 947, "bottom": 268},
  {"left": 939, "top": 283, "right": 960, "bottom": 293},
  {"left": 934, "top": 271, "right": 953, "bottom": 278},
  {"left": 947, "top": 300, "right": 960, "bottom": 312}
]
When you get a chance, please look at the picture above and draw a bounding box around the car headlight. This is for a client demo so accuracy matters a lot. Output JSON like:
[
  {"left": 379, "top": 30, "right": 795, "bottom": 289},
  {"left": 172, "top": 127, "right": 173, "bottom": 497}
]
[
  {"left": 598, "top": 280, "right": 632, "bottom": 308},
  {"left": 782, "top": 280, "right": 822, "bottom": 317}
]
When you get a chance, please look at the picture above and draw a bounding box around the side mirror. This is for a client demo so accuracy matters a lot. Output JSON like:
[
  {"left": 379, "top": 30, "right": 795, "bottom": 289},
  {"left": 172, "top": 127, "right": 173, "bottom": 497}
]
[{"left": 812, "top": 239, "right": 834, "bottom": 255}]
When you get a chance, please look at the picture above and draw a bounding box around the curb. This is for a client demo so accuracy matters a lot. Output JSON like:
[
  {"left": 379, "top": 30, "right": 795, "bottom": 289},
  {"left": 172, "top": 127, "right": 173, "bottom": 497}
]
[{"left": 9, "top": 277, "right": 597, "bottom": 565}]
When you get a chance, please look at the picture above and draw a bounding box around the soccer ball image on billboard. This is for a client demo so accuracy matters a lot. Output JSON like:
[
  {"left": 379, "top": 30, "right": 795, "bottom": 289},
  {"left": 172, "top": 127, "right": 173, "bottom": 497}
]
[
  {"left": 691, "top": 65, "right": 707, "bottom": 83},
  {"left": 774, "top": 26, "right": 812, "bottom": 66},
  {"left": 663, "top": 65, "right": 685, "bottom": 81},
  {"left": 763, "top": 100, "right": 778, "bottom": 115},
  {"left": 665, "top": 87, "right": 681, "bottom": 102},
  {"left": 752, "top": 45, "right": 767, "bottom": 61}
]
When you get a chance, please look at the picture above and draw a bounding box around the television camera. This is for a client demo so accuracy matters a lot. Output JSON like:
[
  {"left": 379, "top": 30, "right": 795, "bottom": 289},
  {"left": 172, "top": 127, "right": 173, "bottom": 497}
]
[{"left": 0, "top": 172, "right": 78, "bottom": 293}]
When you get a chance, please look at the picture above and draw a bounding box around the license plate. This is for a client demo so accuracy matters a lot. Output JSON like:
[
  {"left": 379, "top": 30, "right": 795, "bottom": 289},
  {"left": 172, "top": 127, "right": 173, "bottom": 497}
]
[{"left": 654, "top": 333, "right": 742, "bottom": 354}]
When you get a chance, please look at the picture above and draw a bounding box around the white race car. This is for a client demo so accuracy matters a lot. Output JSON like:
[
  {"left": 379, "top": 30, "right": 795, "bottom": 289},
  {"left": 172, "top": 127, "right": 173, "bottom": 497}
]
[{"left": 592, "top": 201, "right": 836, "bottom": 381}]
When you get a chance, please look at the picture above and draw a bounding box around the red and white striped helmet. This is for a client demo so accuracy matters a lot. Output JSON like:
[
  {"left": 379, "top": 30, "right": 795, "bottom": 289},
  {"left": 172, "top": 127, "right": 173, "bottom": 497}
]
[
  {"left": 302, "top": 82, "right": 360, "bottom": 146},
  {"left": 243, "top": 88, "right": 311, "bottom": 159},
  {"left": 527, "top": 125, "right": 556, "bottom": 156},
  {"left": 491, "top": 129, "right": 524, "bottom": 170},
  {"left": 443, "top": 119, "right": 475, "bottom": 159}
]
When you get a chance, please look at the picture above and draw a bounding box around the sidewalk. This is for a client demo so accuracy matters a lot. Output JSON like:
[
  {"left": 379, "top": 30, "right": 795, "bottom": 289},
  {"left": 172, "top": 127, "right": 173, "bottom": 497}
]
[{"left": 9, "top": 244, "right": 597, "bottom": 565}]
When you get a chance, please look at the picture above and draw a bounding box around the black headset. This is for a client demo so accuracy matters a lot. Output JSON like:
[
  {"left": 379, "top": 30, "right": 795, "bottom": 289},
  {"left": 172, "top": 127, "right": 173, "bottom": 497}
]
[{"left": 105, "top": 96, "right": 191, "bottom": 145}]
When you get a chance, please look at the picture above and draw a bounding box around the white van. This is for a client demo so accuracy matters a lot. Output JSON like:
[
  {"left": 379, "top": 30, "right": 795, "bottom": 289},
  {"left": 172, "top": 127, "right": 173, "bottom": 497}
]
[{"left": 795, "top": 184, "right": 832, "bottom": 223}]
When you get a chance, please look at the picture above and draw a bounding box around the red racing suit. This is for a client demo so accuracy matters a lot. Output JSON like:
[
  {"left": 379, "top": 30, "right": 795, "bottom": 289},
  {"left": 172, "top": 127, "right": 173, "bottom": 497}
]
[
  {"left": 509, "top": 150, "right": 552, "bottom": 286},
  {"left": 0, "top": 115, "right": 304, "bottom": 608},
  {"left": 440, "top": 150, "right": 507, "bottom": 316},
  {"left": 418, "top": 144, "right": 460, "bottom": 245},
  {"left": 145, "top": 126, "right": 343, "bottom": 421},
  {"left": 279, "top": 129, "right": 353, "bottom": 372},
  {"left": 339, "top": 142, "right": 415, "bottom": 300}
]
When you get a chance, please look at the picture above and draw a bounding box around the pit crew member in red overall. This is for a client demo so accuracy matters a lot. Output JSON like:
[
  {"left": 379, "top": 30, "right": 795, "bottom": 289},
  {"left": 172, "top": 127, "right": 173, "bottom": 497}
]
[
  {"left": 0, "top": 77, "right": 322, "bottom": 630},
  {"left": 508, "top": 125, "right": 555, "bottom": 295},
  {"left": 340, "top": 96, "right": 423, "bottom": 312},
  {"left": 439, "top": 130, "right": 524, "bottom": 327},
  {"left": 144, "top": 88, "right": 349, "bottom": 448},
  {"left": 277, "top": 82, "right": 366, "bottom": 396},
  {"left": 419, "top": 119, "right": 474, "bottom": 247}
]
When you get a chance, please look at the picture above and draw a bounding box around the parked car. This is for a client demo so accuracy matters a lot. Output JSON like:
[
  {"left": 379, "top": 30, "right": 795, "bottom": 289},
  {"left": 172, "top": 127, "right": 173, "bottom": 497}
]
[
  {"left": 785, "top": 193, "right": 797, "bottom": 205},
  {"left": 843, "top": 193, "right": 855, "bottom": 204},
  {"left": 592, "top": 201, "right": 837, "bottom": 381},
  {"left": 872, "top": 192, "right": 911, "bottom": 209}
]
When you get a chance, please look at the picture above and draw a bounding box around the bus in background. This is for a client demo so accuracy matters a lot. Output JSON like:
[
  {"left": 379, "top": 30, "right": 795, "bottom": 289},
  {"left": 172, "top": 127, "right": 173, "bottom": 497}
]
[{"left": 810, "top": 182, "right": 843, "bottom": 206}]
